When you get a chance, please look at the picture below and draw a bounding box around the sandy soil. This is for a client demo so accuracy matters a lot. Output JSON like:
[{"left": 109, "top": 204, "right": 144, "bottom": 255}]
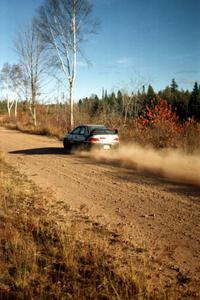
[{"left": 0, "top": 127, "right": 200, "bottom": 299}]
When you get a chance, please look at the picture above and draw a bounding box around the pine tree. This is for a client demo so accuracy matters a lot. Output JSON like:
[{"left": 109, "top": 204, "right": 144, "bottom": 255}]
[
  {"left": 170, "top": 79, "right": 181, "bottom": 108},
  {"left": 171, "top": 78, "right": 178, "bottom": 93},
  {"left": 104, "top": 89, "right": 108, "bottom": 99},
  {"left": 102, "top": 88, "right": 105, "bottom": 100},
  {"left": 116, "top": 90, "right": 123, "bottom": 113},
  {"left": 188, "top": 82, "right": 200, "bottom": 120},
  {"left": 142, "top": 85, "right": 156, "bottom": 111},
  {"left": 147, "top": 85, "right": 156, "bottom": 102}
]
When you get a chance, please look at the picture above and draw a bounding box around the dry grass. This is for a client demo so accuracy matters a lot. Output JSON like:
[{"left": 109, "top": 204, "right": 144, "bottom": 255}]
[
  {"left": 1, "top": 104, "right": 200, "bottom": 153},
  {"left": 0, "top": 156, "right": 159, "bottom": 300},
  {"left": 1, "top": 119, "right": 64, "bottom": 140},
  {"left": 118, "top": 119, "right": 200, "bottom": 153}
]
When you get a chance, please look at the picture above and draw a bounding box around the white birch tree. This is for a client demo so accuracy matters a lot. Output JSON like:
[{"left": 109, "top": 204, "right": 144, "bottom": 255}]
[
  {"left": 10, "top": 64, "right": 23, "bottom": 118},
  {"left": 15, "top": 24, "right": 47, "bottom": 126},
  {"left": 35, "top": 0, "right": 96, "bottom": 130},
  {"left": 0, "top": 63, "right": 14, "bottom": 117}
]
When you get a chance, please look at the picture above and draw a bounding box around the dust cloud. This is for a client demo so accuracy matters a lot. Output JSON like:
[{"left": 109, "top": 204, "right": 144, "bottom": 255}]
[{"left": 88, "top": 144, "right": 200, "bottom": 186}]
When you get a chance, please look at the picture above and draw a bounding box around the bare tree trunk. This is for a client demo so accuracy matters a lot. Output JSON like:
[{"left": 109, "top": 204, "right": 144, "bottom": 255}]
[
  {"left": 69, "top": 82, "right": 74, "bottom": 129},
  {"left": 14, "top": 100, "right": 18, "bottom": 118},
  {"left": 7, "top": 99, "right": 11, "bottom": 117},
  {"left": 134, "top": 97, "right": 138, "bottom": 118},
  {"left": 7, "top": 98, "right": 14, "bottom": 118},
  {"left": 33, "top": 105, "right": 37, "bottom": 126},
  {"left": 29, "top": 65, "right": 37, "bottom": 126},
  {"left": 29, "top": 95, "right": 37, "bottom": 126},
  {"left": 6, "top": 82, "right": 13, "bottom": 118},
  {"left": 70, "top": 6, "right": 76, "bottom": 130},
  {"left": 28, "top": 102, "right": 37, "bottom": 126},
  {"left": 1, "top": 63, "right": 21, "bottom": 119},
  {"left": 124, "top": 94, "right": 133, "bottom": 125}
]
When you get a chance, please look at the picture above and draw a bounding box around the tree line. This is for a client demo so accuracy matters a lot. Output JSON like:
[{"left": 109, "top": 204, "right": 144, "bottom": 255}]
[
  {"left": 1, "top": 66, "right": 200, "bottom": 126},
  {"left": 77, "top": 79, "right": 200, "bottom": 123}
]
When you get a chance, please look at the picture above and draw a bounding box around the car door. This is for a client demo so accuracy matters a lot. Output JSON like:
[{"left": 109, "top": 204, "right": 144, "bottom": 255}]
[
  {"left": 67, "top": 126, "right": 87, "bottom": 148},
  {"left": 67, "top": 127, "right": 81, "bottom": 145},
  {"left": 74, "top": 126, "right": 87, "bottom": 146}
]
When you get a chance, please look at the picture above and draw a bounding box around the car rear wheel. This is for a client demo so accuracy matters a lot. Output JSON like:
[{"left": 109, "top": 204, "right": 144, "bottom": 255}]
[{"left": 64, "top": 140, "right": 72, "bottom": 154}]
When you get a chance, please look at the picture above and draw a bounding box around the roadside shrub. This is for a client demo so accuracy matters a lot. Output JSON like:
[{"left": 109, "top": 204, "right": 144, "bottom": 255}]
[
  {"left": 128, "top": 98, "right": 199, "bottom": 151},
  {"left": 136, "top": 98, "right": 181, "bottom": 148}
]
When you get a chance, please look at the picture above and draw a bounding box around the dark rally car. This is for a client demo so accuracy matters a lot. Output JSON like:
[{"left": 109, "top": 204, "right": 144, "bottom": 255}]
[{"left": 63, "top": 124, "right": 119, "bottom": 153}]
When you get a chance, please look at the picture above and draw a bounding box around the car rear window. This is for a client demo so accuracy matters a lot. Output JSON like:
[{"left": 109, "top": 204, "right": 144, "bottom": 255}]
[{"left": 90, "top": 128, "right": 117, "bottom": 135}]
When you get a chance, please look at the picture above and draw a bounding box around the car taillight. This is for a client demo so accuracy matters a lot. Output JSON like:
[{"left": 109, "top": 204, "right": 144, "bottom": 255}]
[
  {"left": 114, "top": 137, "right": 119, "bottom": 142},
  {"left": 88, "top": 137, "right": 100, "bottom": 143}
]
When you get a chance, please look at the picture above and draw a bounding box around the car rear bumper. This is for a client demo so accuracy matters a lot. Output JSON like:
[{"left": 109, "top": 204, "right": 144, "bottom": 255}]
[
  {"left": 85, "top": 142, "right": 119, "bottom": 151},
  {"left": 63, "top": 138, "right": 119, "bottom": 152}
]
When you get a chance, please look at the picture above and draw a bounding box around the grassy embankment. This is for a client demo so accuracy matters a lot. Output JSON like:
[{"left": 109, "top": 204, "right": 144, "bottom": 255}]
[{"left": 0, "top": 152, "right": 159, "bottom": 300}]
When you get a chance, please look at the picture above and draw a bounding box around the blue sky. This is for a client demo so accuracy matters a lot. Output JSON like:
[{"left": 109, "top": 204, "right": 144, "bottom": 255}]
[{"left": 0, "top": 0, "right": 200, "bottom": 100}]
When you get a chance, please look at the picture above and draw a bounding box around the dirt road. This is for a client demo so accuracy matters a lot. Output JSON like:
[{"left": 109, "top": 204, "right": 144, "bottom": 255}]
[{"left": 0, "top": 127, "right": 200, "bottom": 298}]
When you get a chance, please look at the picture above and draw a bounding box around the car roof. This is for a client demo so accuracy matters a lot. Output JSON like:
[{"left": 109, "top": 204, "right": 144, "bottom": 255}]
[
  {"left": 77, "top": 124, "right": 107, "bottom": 130},
  {"left": 80, "top": 124, "right": 106, "bottom": 127}
]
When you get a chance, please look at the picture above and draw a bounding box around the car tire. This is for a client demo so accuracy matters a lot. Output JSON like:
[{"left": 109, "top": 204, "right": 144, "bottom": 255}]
[{"left": 64, "top": 140, "right": 71, "bottom": 154}]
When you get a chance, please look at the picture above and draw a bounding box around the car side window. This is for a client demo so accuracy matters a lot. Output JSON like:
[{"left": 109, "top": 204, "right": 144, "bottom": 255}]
[
  {"left": 79, "top": 127, "right": 86, "bottom": 135},
  {"left": 71, "top": 127, "right": 81, "bottom": 135},
  {"left": 84, "top": 127, "right": 90, "bottom": 135}
]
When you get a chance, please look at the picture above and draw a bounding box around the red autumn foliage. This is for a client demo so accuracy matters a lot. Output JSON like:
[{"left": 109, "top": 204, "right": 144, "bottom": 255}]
[
  {"left": 138, "top": 97, "right": 180, "bottom": 132},
  {"left": 134, "top": 97, "right": 200, "bottom": 150}
]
